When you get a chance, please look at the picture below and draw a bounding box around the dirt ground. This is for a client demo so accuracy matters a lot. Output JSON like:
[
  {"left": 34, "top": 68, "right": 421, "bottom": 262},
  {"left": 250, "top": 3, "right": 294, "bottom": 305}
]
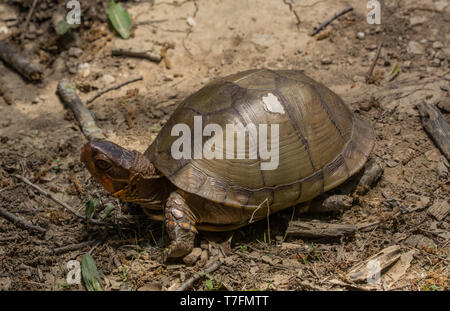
[{"left": 0, "top": 0, "right": 449, "bottom": 291}]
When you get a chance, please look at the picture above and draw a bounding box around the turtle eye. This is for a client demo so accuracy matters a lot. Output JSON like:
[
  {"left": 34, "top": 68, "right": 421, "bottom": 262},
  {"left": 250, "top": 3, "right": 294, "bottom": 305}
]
[{"left": 95, "top": 159, "right": 111, "bottom": 170}]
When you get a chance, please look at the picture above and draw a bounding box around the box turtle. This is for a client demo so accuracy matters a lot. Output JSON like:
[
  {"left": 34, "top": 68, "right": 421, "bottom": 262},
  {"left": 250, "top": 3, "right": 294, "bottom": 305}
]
[{"left": 81, "top": 69, "right": 374, "bottom": 260}]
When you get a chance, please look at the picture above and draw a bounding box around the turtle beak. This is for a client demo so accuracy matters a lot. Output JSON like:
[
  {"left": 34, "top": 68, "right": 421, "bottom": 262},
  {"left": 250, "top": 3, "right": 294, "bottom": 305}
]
[{"left": 80, "top": 142, "right": 117, "bottom": 194}]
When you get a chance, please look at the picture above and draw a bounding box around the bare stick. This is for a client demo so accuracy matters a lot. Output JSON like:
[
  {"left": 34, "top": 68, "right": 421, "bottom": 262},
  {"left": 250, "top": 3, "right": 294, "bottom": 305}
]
[
  {"left": 57, "top": 79, "right": 105, "bottom": 141},
  {"left": 311, "top": 6, "right": 353, "bottom": 36},
  {"left": 0, "top": 40, "right": 42, "bottom": 81},
  {"left": 85, "top": 76, "right": 143, "bottom": 105},
  {"left": 0, "top": 206, "right": 46, "bottom": 234},
  {"left": 418, "top": 101, "right": 449, "bottom": 161},
  {"left": 111, "top": 48, "right": 162, "bottom": 63},
  {"left": 286, "top": 220, "right": 356, "bottom": 238},
  {"left": 21, "top": 0, "right": 39, "bottom": 43},
  {"left": 54, "top": 241, "right": 96, "bottom": 255},
  {"left": 365, "top": 42, "right": 383, "bottom": 84},
  {"left": 176, "top": 260, "right": 222, "bottom": 291},
  {"left": 14, "top": 174, "right": 107, "bottom": 225}
]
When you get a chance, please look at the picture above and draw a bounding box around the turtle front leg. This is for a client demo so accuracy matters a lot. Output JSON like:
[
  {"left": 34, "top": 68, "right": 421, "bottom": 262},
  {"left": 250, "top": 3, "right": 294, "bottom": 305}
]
[{"left": 163, "top": 191, "right": 198, "bottom": 261}]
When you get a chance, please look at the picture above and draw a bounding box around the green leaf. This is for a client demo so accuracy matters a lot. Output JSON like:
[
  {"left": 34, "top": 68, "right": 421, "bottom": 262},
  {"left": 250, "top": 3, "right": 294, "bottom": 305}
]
[
  {"left": 107, "top": 0, "right": 132, "bottom": 39},
  {"left": 82, "top": 253, "right": 102, "bottom": 291},
  {"left": 99, "top": 202, "right": 116, "bottom": 220},
  {"left": 56, "top": 19, "right": 80, "bottom": 35},
  {"left": 205, "top": 279, "right": 213, "bottom": 290},
  {"left": 85, "top": 197, "right": 98, "bottom": 221}
]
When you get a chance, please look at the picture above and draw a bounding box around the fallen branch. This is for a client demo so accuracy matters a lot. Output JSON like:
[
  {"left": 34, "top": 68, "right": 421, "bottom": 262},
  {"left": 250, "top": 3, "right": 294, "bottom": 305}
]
[
  {"left": 57, "top": 78, "right": 105, "bottom": 141},
  {"left": 85, "top": 76, "right": 143, "bottom": 105},
  {"left": 286, "top": 220, "right": 356, "bottom": 238},
  {"left": 311, "top": 6, "right": 353, "bottom": 36},
  {"left": 111, "top": 48, "right": 162, "bottom": 63},
  {"left": 176, "top": 260, "right": 222, "bottom": 291},
  {"left": 14, "top": 174, "right": 107, "bottom": 225},
  {"left": 0, "top": 206, "right": 46, "bottom": 234},
  {"left": 418, "top": 101, "right": 450, "bottom": 161},
  {"left": 347, "top": 245, "right": 402, "bottom": 283},
  {"left": 365, "top": 42, "right": 383, "bottom": 84},
  {"left": 0, "top": 40, "right": 42, "bottom": 81}
]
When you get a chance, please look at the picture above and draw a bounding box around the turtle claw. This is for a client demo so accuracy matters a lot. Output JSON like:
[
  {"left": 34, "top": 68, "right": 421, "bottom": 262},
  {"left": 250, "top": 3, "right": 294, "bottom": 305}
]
[{"left": 162, "top": 241, "right": 193, "bottom": 262}]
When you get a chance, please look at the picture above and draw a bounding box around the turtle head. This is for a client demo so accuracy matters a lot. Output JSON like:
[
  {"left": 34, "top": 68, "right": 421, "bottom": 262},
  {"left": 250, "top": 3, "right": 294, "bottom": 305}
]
[{"left": 81, "top": 141, "right": 158, "bottom": 202}]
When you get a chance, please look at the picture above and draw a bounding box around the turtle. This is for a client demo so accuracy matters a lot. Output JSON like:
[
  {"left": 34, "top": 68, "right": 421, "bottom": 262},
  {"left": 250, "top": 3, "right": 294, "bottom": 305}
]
[{"left": 81, "top": 69, "right": 374, "bottom": 260}]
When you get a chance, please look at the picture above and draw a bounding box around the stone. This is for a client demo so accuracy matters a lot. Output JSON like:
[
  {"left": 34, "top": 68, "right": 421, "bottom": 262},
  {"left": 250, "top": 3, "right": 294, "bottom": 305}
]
[
  {"left": 409, "top": 16, "right": 427, "bottom": 26},
  {"left": 407, "top": 41, "right": 424, "bottom": 55},
  {"left": 78, "top": 63, "right": 90, "bottom": 77},
  {"left": 186, "top": 17, "right": 196, "bottom": 27},
  {"left": 434, "top": 0, "right": 448, "bottom": 12},
  {"left": 436, "top": 97, "right": 450, "bottom": 113},
  {"left": 0, "top": 5, "right": 18, "bottom": 21},
  {"left": 431, "top": 58, "right": 441, "bottom": 67},
  {"left": 321, "top": 57, "right": 332, "bottom": 65},
  {"left": 356, "top": 31, "right": 365, "bottom": 40},
  {"left": 102, "top": 74, "right": 115, "bottom": 85},
  {"left": 68, "top": 47, "right": 83, "bottom": 58},
  {"left": 435, "top": 50, "right": 446, "bottom": 61},
  {"left": 432, "top": 41, "right": 444, "bottom": 49},
  {"left": 182, "top": 247, "right": 202, "bottom": 265},
  {"left": 404, "top": 234, "right": 435, "bottom": 249},
  {"left": 261, "top": 255, "right": 273, "bottom": 265},
  {"left": 425, "top": 150, "right": 440, "bottom": 162}
]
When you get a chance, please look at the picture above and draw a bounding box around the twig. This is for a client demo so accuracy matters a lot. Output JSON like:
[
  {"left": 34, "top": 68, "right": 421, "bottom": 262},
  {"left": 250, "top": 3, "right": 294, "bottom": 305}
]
[
  {"left": 365, "top": 42, "right": 383, "bottom": 84},
  {"left": 0, "top": 235, "right": 20, "bottom": 242},
  {"left": 0, "top": 40, "right": 42, "bottom": 81},
  {"left": 57, "top": 78, "right": 105, "bottom": 141},
  {"left": 0, "top": 206, "right": 46, "bottom": 234},
  {"left": 0, "top": 83, "right": 13, "bottom": 105},
  {"left": 54, "top": 241, "right": 95, "bottom": 255},
  {"left": 417, "top": 101, "right": 450, "bottom": 161},
  {"left": 176, "top": 260, "right": 222, "bottom": 291},
  {"left": 111, "top": 48, "right": 162, "bottom": 63},
  {"left": 311, "top": 6, "right": 353, "bottom": 36},
  {"left": 283, "top": 1, "right": 301, "bottom": 29},
  {"left": 86, "top": 76, "right": 143, "bottom": 105},
  {"left": 14, "top": 174, "right": 107, "bottom": 225},
  {"left": 21, "top": 0, "right": 39, "bottom": 43}
]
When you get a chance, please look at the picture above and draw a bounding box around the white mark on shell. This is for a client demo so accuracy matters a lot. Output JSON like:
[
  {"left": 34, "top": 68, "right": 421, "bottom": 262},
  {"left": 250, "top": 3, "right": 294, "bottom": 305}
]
[{"left": 262, "top": 93, "right": 285, "bottom": 114}]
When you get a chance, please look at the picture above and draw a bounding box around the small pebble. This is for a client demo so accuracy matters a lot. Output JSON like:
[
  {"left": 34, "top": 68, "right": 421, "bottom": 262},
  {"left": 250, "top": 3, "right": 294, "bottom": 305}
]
[
  {"left": 321, "top": 57, "right": 332, "bottom": 65},
  {"left": 78, "top": 63, "right": 90, "bottom": 77},
  {"left": 432, "top": 41, "right": 444, "bottom": 49},
  {"left": 186, "top": 17, "right": 196, "bottom": 27},
  {"left": 357, "top": 31, "right": 365, "bottom": 40},
  {"left": 68, "top": 47, "right": 83, "bottom": 58},
  {"left": 102, "top": 74, "right": 115, "bottom": 85},
  {"left": 431, "top": 58, "right": 441, "bottom": 67}
]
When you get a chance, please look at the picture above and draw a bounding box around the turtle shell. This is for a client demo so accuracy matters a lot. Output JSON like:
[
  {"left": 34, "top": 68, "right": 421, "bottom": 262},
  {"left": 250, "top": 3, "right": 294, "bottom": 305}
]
[{"left": 145, "top": 69, "right": 374, "bottom": 211}]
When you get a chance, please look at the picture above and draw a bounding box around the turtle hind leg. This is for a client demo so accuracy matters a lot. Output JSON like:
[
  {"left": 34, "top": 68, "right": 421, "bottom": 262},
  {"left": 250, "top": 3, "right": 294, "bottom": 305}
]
[{"left": 162, "top": 191, "right": 198, "bottom": 262}]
